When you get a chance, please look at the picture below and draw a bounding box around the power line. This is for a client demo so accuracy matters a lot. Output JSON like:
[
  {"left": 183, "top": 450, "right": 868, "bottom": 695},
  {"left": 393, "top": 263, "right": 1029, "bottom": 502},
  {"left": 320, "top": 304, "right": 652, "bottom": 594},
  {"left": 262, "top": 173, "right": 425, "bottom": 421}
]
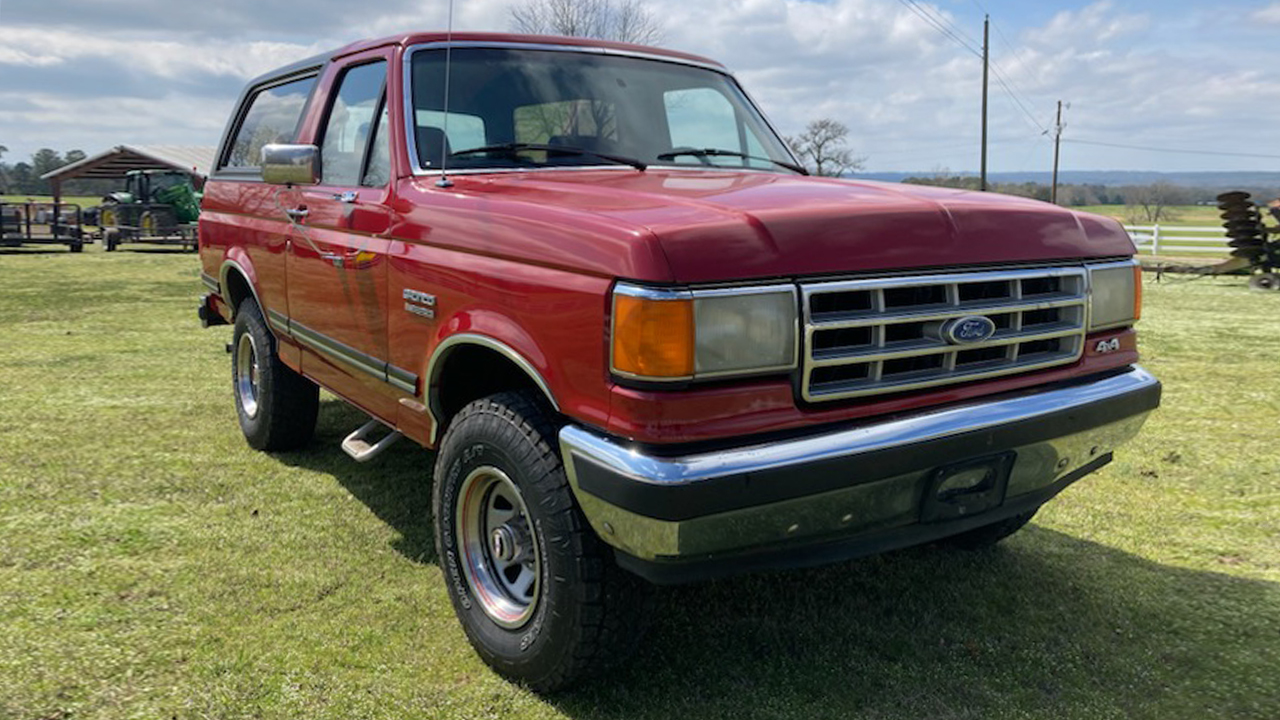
[
  {"left": 1063, "top": 138, "right": 1280, "bottom": 160},
  {"left": 895, "top": 0, "right": 982, "bottom": 58},
  {"left": 989, "top": 65, "right": 1049, "bottom": 134},
  {"left": 908, "top": 0, "right": 983, "bottom": 50},
  {"left": 893, "top": 2, "right": 1049, "bottom": 135}
]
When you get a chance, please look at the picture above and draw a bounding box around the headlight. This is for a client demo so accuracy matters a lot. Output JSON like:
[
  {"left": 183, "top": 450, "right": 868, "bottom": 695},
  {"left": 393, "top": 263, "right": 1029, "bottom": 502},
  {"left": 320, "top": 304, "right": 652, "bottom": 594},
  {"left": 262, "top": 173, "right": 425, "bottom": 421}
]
[
  {"left": 611, "top": 283, "right": 798, "bottom": 381},
  {"left": 1088, "top": 260, "right": 1142, "bottom": 331}
]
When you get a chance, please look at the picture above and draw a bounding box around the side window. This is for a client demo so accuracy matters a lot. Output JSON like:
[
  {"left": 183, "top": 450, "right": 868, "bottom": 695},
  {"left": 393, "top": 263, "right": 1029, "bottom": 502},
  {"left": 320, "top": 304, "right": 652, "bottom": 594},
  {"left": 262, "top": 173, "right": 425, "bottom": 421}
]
[
  {"left": 664, "top": 88, "right": 762, "bottom": 167},
  {"left": 319, "top": 61, "right": 386, "bottom": 187},
  {"left": 362, "top": 102, "right": 391, "bottom": 187},
  {"left": 224, "top": 74, "right": 318, "bottom": 170}
]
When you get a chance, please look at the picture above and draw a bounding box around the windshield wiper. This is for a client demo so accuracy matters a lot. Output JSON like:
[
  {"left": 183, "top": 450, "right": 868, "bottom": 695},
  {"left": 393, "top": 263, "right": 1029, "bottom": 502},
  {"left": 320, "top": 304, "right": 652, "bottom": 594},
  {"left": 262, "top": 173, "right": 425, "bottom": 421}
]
[
  {"left": 450, "top": 143, "right": 647, "bottom": 171},
  {"left": 656, "top": 148, "right": 808, "bottom": 175}
]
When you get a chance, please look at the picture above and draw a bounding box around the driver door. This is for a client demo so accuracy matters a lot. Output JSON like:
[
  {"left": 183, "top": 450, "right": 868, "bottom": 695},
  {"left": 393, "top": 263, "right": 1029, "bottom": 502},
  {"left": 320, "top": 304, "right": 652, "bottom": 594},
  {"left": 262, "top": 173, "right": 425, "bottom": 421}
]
[{"left": 286, "top": 55, "right": 398, "bottom": 419}]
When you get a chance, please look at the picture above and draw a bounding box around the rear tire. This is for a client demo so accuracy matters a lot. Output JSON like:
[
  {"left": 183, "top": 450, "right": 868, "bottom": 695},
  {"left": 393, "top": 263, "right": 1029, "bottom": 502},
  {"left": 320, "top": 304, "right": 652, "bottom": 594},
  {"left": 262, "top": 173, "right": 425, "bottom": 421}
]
[
  {"left": 232, "top": 298, "right": 318, "bottom": 450},
  {"left": 936, "top": 509, "right": 1037, "bottom": 550},
  {"left": 433, "top": 391, "right": 650, "bottom": 691}
]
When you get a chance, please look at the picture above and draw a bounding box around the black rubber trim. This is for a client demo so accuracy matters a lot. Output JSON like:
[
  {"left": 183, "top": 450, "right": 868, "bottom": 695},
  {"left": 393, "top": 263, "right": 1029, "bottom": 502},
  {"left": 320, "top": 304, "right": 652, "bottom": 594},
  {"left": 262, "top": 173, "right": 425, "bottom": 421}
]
[
  {"left": 288, "top": 317, "right": 419, "bottom": 392},
  {"left": 615, "top": 454, "right": 1110, "bottom": 585},
  {"left": 573, "top": 376, "right": 1160, "bottom": 522}
]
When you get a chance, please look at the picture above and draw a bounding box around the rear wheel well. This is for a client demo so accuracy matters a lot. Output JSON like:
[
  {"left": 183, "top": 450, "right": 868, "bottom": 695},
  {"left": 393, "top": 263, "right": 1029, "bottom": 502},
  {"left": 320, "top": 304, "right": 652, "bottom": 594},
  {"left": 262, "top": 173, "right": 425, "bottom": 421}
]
[
  {"left": 223, "top": 269, "right": 254, "bottom": 316},
  {"left": 432, "top": 345, "right": 554, "bottom": 435}
]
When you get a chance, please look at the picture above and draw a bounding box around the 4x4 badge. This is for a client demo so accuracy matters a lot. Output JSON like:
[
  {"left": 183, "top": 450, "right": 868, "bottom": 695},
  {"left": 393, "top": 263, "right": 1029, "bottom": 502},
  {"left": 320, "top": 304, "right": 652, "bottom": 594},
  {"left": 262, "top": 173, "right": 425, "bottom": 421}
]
[{"left": 1095, "top": 338, "right": 1121, "bottom": 354}]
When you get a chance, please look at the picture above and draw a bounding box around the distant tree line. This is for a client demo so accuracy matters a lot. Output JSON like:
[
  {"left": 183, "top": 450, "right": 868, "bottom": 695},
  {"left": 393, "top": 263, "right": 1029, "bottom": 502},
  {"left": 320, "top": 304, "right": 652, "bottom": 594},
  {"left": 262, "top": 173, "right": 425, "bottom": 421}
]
[
  {"left": 903, "top": 173, "right": 1280, "bottom": 223},
  {"left": 0, "top": 146, "right": 116, "bottom": 197}
]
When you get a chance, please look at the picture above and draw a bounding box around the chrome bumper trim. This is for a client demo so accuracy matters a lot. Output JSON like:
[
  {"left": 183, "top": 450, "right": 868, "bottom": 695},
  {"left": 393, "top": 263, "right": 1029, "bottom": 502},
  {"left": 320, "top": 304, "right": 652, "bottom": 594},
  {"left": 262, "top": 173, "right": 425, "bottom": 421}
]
[{"left": 559, "top": 366, "right": 1159, "bottom": 564}]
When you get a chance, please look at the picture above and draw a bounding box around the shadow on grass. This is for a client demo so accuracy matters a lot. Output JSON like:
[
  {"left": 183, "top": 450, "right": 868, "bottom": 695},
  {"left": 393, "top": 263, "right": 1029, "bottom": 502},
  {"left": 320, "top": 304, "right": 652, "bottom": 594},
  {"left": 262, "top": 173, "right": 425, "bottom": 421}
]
[
  {"left": 271, "top": 400, "right": 1279, "bottom": 718},
  {"left": 553, "top": 530, "right": 1280, "bottom": 719},
  {"left": 273, "top": 398, "right": 439, "bottom": 566}
]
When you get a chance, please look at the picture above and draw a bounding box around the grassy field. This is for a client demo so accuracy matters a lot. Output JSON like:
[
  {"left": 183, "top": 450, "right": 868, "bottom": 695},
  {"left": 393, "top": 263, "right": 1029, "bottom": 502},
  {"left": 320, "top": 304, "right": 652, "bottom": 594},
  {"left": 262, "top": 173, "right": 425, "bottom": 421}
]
[
  {"left": 1, "top": 249, "right": 1278, "bottom": 719},
  {"left": 2, "top": 194, "right": 102, "bottom": 210},
  {"left": 1075, "top": 204, "right": 1223, "bottom": 227}
]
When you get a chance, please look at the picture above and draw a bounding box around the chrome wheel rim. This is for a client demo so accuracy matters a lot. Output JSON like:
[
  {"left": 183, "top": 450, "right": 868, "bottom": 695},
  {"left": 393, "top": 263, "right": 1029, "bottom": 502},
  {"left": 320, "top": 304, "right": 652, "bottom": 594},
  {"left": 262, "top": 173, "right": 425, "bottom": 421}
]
[
  {"left": 234, "top": 332, "right": 260, "bottom": 419},
  {"left": 456, "top": 466, "right": 540, "bottom": 628}
]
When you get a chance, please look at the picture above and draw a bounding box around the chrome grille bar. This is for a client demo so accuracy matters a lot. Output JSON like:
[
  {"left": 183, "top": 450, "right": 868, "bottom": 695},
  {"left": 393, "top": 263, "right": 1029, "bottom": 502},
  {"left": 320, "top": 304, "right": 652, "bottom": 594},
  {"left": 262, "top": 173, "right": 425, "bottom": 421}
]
[{"left": 801, "top": 267, "right": 1088, "bottom": 402}]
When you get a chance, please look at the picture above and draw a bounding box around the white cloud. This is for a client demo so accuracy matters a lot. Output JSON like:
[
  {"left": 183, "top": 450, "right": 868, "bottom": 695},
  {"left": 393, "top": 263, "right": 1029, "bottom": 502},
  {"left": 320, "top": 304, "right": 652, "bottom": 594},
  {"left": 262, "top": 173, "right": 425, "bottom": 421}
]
[
  {"left": 2, "top": 0, "right": 1280, "bottom": 173},
  {"left": 1254, "top": 2, "right": 1280, "bottom": 24},
  {"left": 0, "top": 27, "right": 325, "bottom": 82}
]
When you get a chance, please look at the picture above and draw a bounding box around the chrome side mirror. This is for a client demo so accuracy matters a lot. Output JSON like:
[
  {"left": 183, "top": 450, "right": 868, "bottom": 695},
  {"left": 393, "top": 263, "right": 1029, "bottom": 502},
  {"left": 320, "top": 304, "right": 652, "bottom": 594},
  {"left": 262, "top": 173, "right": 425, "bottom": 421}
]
[{"left": 261, "top": 144, "right": 319, "bottom": 186}]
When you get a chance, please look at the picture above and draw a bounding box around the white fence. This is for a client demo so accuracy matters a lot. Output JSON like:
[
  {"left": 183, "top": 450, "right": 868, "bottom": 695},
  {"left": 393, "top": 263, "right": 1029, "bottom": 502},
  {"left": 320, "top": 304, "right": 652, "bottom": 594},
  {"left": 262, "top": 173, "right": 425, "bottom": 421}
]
[{"left": 1124, "top": 224, "right": 1231, "bottom": 256}]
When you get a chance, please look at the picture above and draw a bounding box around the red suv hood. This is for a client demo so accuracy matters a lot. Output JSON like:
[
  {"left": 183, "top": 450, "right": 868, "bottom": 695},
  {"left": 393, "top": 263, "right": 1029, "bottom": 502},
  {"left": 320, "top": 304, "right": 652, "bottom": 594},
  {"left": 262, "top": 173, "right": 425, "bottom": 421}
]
[{"left": 469, "top": 170, "right": 1134, "bottom": 283}]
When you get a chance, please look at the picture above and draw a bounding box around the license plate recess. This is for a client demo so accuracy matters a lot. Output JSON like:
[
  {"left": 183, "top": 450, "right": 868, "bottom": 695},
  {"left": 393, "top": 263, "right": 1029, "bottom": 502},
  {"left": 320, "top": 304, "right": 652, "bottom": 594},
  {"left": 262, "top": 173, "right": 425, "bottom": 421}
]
[{"left": 920, "top": 452, "right": 1016, "bottom": 523}]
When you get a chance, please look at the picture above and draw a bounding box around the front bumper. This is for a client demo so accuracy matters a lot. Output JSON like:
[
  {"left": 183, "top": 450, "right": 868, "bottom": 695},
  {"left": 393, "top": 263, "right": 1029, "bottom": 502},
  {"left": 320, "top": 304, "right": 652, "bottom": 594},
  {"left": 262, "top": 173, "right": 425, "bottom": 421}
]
[{"left": 559, "top": 366, "right": 1160, "bottom": 584}]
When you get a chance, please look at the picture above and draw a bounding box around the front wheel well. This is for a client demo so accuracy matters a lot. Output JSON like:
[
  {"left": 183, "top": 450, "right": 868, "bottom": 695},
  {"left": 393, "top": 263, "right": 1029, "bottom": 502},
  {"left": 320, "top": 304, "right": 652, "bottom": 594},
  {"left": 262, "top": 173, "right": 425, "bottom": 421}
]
[{"left": 431, "top": 345, "right": 555, "bottom": 436}]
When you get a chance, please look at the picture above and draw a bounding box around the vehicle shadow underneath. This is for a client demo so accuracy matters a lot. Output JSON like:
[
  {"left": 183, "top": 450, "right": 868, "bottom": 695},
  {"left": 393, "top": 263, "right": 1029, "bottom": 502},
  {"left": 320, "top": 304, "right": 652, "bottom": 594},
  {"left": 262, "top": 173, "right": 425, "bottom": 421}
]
[
  {"left": 552, "top": 528, "right": 1280, "bottom": 719},
  {"left": 273, "top": 398, "right": 439, "bottom": 566},
  {"left": 277, "top": 400, "right": 1279, "bottom": 718}
]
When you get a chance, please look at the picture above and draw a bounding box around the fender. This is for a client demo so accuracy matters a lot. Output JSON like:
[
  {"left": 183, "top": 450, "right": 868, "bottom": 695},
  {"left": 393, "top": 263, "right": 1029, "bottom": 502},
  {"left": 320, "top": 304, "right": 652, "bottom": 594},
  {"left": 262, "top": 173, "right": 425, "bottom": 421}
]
[
  {"left": 423, "top": 331, "right": 560, "bottom": 445},
  {"left": 218, "top": 251, "right": 264, "bottom": 317}
]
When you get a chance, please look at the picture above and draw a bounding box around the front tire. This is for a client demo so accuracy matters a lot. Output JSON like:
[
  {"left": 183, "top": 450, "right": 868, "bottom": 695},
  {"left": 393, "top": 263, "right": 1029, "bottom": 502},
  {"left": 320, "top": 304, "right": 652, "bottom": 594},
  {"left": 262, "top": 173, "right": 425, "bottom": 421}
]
[
  {"left": 231, "top": 298, "right": 318, "bottom": 450},
  {"left": 433, "top": 391, "right": 649, "bottom": 691}
]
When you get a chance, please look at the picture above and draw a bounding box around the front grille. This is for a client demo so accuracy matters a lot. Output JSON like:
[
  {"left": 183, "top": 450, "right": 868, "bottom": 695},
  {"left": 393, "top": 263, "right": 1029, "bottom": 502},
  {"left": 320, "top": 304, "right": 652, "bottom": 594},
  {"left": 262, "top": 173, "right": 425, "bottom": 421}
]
[{"left": 801, "top": 267, "right": 1088, "bottom": 402}]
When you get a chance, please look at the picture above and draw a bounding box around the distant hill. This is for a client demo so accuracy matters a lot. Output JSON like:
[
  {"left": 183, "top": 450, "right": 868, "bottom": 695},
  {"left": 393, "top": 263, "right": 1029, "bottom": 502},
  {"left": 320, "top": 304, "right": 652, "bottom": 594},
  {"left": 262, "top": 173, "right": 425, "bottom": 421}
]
[{"left": 852, "top": 170, "right": 1280, "bottom": 188}]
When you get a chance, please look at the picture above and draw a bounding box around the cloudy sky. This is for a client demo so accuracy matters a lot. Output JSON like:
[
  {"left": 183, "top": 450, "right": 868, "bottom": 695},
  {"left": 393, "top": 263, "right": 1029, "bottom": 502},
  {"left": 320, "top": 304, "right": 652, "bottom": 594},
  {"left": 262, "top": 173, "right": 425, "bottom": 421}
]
[{"left": 3, "top": 0, "right": 1280, "bottom": 174}]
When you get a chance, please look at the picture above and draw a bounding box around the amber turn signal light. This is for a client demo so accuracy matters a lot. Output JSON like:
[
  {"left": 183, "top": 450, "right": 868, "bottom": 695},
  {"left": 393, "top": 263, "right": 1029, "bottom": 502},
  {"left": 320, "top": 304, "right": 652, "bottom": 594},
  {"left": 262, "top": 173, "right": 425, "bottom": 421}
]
[{"left": 611, "top": 293, "right": 695, "bottom": 379}]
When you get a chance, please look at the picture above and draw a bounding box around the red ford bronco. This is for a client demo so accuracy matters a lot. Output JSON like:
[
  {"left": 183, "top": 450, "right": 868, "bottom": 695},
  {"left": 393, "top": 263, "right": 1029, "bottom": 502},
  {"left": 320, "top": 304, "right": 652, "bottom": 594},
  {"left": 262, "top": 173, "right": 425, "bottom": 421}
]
[{"left": 198, "top": 32, "right": 1160, "bottom": 690}]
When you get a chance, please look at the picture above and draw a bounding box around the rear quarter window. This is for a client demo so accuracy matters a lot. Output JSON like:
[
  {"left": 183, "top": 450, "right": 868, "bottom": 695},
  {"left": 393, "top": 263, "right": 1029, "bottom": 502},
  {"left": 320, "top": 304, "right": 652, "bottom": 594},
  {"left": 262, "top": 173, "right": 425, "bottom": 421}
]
[{"left": 222, "top": 74, "right": 319, "bottom": 171}]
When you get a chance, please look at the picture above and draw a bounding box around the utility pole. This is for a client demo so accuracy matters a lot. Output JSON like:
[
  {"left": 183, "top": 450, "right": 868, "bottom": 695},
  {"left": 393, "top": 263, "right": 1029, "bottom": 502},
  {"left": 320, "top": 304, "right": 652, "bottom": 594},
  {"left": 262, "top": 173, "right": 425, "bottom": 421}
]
[
  {"left": 980, "top": 14, "right": 989, "bottom": 191},
  {"left": 1051, "top": 100, "right": 1066, "bottom": 205}
]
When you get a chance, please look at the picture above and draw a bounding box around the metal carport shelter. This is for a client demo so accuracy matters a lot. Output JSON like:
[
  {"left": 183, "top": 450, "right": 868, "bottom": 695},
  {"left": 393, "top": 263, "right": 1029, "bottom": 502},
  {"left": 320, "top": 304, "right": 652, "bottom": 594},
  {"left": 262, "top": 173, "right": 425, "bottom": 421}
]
[{"left": 39, "top": 144, "right": 216, "bottom": 204}]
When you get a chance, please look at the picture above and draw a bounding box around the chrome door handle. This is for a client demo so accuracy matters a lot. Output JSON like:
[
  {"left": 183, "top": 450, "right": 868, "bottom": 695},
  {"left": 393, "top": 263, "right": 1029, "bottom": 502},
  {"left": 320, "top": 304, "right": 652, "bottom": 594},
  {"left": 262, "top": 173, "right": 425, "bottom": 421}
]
[
  {"left": 285, "top": 207, "right": 309, "bottom": 220},
  {"left": 334, "top": 191, "right": 358, "bottom": 203}
]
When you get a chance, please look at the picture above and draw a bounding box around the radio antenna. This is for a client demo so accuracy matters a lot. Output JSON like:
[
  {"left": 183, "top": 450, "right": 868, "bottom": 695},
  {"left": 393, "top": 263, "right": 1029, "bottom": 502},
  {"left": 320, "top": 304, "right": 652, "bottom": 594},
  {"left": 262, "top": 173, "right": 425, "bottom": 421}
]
[{"left": 436, "top": 0, "right": 456, "bottom": 188}]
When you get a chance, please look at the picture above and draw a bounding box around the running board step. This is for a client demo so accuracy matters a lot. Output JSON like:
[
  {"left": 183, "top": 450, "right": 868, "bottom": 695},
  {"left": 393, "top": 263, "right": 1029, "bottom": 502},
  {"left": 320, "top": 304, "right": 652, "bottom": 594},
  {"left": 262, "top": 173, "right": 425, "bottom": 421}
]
[{"left": 341, "top": 419, "right": 403, "bottom": 462}]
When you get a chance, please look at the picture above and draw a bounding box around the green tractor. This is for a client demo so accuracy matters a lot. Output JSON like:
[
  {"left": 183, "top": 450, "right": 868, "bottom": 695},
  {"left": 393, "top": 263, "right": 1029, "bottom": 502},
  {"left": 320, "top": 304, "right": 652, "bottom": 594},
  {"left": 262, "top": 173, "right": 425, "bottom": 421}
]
[{"left": 98, "top": 169, "right": 202, "bottom": 251}]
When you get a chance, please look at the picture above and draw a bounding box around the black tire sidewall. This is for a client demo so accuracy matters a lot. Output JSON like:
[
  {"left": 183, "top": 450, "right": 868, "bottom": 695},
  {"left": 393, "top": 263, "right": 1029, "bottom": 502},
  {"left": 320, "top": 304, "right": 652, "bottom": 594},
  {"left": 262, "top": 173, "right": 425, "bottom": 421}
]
[
  {"left": 434, "top": 407, "right": 583, "bottom": 684},
  {"left": 232, "top": 300, "right": 282, "bottom": 449}
]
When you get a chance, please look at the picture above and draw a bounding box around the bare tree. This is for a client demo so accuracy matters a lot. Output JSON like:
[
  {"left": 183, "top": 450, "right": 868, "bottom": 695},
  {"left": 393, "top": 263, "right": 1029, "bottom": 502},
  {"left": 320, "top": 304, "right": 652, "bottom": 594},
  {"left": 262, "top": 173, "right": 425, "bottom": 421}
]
[
  {"left": 509, "top": 0, "right": 664, "bottom": 45},
  {"left": 1125, "top": 182, "right": 1187, "bottom": 224},
  {"left": 785, "top": 119, "right": 866, "bottom": 177}
]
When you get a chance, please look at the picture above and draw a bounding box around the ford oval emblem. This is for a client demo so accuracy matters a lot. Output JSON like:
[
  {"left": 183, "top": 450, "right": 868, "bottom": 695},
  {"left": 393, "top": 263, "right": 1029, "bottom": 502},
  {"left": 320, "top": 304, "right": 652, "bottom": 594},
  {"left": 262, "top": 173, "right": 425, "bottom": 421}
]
[{"left": 943, "top": 315, "right": 997, "bottom": 345}]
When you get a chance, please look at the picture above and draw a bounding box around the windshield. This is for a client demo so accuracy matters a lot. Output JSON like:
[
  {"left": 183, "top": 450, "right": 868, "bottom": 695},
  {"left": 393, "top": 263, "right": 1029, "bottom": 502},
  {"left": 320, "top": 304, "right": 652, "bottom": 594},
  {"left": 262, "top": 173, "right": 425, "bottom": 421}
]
[{"left": 409, "top": 47, "right": 797, "bottom": 173}]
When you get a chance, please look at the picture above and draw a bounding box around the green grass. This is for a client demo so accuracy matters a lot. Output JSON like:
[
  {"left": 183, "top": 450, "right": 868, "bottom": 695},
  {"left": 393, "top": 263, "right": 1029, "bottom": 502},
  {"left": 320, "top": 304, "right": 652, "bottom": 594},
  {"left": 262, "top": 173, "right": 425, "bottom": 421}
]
[
  {"left": 1, "top": 251, "right": 1277, "bottom": 719},
  {"left": 2, "top": 194, "right": 102, "bottom": 209}
]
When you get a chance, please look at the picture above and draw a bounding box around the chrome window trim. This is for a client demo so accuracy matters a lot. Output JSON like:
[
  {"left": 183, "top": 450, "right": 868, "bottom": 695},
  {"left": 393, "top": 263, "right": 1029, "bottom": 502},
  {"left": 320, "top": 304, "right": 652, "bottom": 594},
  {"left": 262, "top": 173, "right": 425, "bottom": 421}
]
[
  {"left": 1086, "top": 259, "right": 1141, "bottom": 332},
  {"left": 401, "top": 41, "right": 801, "bottom": 178},
  {"left": 801, "top": 266, "right": 1091, "bottom": 403},
  {"left": 609, "top": 282, "right": 800, "bottom": 383}
]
